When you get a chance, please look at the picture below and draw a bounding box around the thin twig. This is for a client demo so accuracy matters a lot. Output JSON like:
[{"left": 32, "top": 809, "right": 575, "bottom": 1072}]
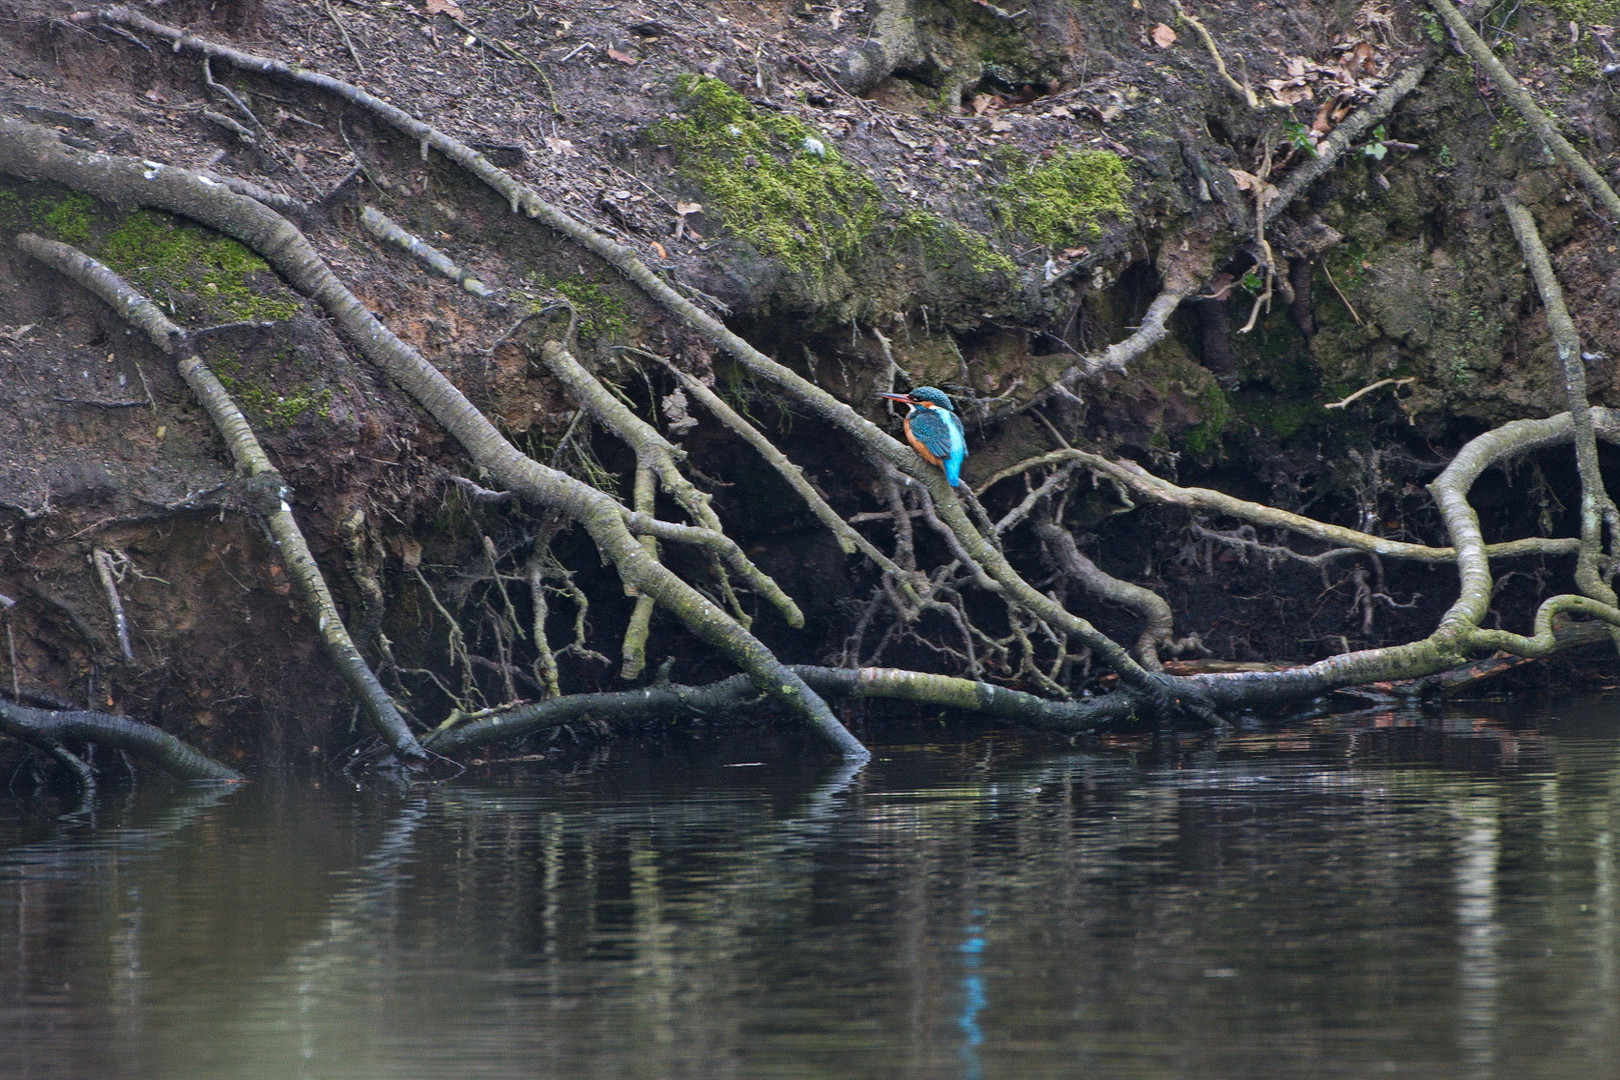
[
  {"left": 1324, "top": 377, "right": 1414, "bottom": 409},
  {"left": 91, "top": 548, "right": 135, "bottom": 663},
  {"left": 323, "top": 0, "right": 367, "bottom": 78},
  {"left": 1319, "top": 260, "right": 1363, "bottom": 325},
  {"left": 1172, "top": 1, "right": 1260, "bottom": 109}
]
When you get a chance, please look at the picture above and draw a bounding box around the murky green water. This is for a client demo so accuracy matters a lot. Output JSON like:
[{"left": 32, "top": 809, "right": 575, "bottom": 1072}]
[{"left": 2, "top": 698, "right": 1619, "bottom": 1080}]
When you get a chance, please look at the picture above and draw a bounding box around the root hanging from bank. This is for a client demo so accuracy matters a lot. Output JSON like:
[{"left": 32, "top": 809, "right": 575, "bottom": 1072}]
[
  {"left": 9, "top": 11, "right": 1620, "bottom": 764},
  {"left": 0, "top": 117, "right": 869, "bottom": 763},
  {"left": 1429, "top": 0, "right": 1620, "bottom": 222},
  {"left": 1500, "top": 196, "right": 1620, "bottom": 645},
  {"left": 424, "top": 663, "right": 1160, "bottom": 757},
  {"left": 16, "top": 231, "right": 428, "bottom": 764},
  {"left": 0, "top": 698, "right": 241, "bottom": 787}
]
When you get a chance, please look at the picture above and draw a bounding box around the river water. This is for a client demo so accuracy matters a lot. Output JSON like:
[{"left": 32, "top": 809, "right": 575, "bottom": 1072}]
[{"left": 2, "top": 697, "right": 1618, "bottom": 1080}]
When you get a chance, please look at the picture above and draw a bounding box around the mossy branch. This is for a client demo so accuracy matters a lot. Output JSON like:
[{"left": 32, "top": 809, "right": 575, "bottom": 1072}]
[
  {"left": 1429, "top": 0, "right": 1620, "bottom": 222},
  {"left": 1500, "top": 195, "right": 1620, "bottom": 638},
  {"left": 1424, "top": 410, "right": 1620, "bottom": 656},
  {"left": 987, "top": 447, "right": 1580, "bottom": 563},
  {"left": 0, "top": 118, "right": 867, "bottom": 762},
  {"left": 15, "top": 231, "right": 427, "bottom": 762},
  {"left": 0, "top": 697, "right": 240, "bottom": 784},
  {"left": 425, "top": 662, "right": 1126, "bottom": 755}
]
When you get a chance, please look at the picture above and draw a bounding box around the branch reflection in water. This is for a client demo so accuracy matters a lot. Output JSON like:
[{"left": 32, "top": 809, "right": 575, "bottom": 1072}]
[{"left": 1, "top": 698, "right": 1619, "bottom": 1079}]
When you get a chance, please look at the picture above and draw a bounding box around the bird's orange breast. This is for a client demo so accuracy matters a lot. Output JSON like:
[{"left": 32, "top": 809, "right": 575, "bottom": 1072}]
[{"left": 904, "top": 421, "right": 944, "bottom": 466}]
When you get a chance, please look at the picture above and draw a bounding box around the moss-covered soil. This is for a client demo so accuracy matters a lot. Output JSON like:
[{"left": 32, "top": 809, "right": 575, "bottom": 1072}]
[{"left": 2, "top": 0, "right": 1619, "bottom": 764}]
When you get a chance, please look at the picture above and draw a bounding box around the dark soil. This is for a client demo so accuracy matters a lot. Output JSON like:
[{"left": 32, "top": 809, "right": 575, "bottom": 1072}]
[{"left": 1, "top": 0, "right": 1617, "bottom": 766}]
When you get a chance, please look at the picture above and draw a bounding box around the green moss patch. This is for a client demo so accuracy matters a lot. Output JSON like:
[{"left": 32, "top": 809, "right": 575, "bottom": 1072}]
[
  {"left": 891, "top": 210, "right": 1017, "bottom": 280},
  {"left": 656, "top": 76, "right": 881, "bottom": 276},
  {"left": 1182, "top": 380, "right": 1232, "bottom": 457},
  {"left": 208, "top": 353, "right": 334, "bottom": 429},
  {"left": 16, "top": 190, "right": 302, "bottom": 325},
  {"left": 992, "top": 148, "right": 1131, "bottom": 249},
  {"left": 1542, "top": 0, "right": 1620, "bottom": 21},
  {"left": 98, "top": 210, "right": 303, "bottom": 324},
  {"left": 540, "top": 275, "right": 630, "bottom": 342},
  {"left": 39, "top": 191, "right": 97, "bottom": 247}
]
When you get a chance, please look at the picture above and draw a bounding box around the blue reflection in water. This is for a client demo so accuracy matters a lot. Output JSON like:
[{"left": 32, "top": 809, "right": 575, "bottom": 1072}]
[
  {"left": 3, "top": 707, "right": 1620, "bottom": 1080},
  {"left": 959, "top": 911, "right": 986, "bottom": 1079}
]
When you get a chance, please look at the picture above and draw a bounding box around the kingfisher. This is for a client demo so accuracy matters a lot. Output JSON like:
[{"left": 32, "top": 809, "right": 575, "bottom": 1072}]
[{"left": 878, "top": 386, "right": 968, "bottom": 487}]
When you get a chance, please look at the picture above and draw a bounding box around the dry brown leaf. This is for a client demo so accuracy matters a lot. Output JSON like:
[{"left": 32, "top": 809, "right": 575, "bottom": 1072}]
[
  {"left": 1265, "top": 80, "right": 1312, "bottom": 106},
  {"left": 1227, "top": 168, "right": 1278, "bottom": 206},
  {"left": 649, "top": 240, "right": 668, "bottom": 259},
  {"left": 1343, "top": 40, "right": 1380, "bottom": 77},
  {"left": 606, "top": 47, "right": 640, "bottom": 65},
  {"left": 424, "top": 0, "right": 464, "bottom": 21},
  {"left": 394, "top": 536, "right": 423, "bottom": 571},
  {"left": 1151, "top": 23, "right": 1177, "bottom": 48},
  {"left": 543, "top": 136, "right": 579, "bottom": 157},
  {"left": 1311, "top": 98, "right": 1338, "bottom": 135}
]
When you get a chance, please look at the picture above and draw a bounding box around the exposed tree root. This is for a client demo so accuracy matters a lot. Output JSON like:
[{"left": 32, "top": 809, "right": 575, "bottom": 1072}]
[
  {"left": 8, "top": 10, "right": 1617, "bottom": 767},
  {"left": 1263, "top": 57, "right": 1436, "bottom": 231},
  {"left": 1034, "top": 520, "right": 1184, "bottom": 671},
  {"left": 1430, "top": 0, "right": 1620, "bottom": 222},
  {"left": 536, "top": 340, "right": 797, "bottom": 627},
  {"left": 0, "top": 698, "right": 241, "bottom": 785},
  {"left": 15, "top": 231, "right": 428, "bottom": 763},
  {"left": 984, "top": 447, "right": 1581, "bottom": 564},
  {"left": 425, "top": 663, "right": 1141, "bottom": 756},
  {"left": 0, "top": 116, "right": 869, "bottom": 763},
  {"left": 1172, "top": 1, "right": 1261, "bottom": 110},
  {"left": 359, "top": 206, "right": 491, "bottom": 297},
  {"left": 1026, "top": 52, "right": 1434, "bottom": 414},
  {"left": 1500, "top": 196, "right": 1620, "bottom": 639},
  {"left": 647, "top": 352, "right": 909, "bottom": 578}
]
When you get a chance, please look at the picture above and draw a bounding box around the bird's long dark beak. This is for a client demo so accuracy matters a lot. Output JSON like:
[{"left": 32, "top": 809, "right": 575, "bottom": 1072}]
[{"left": 877, "top": 392, "right": 914, "bottom": 403}]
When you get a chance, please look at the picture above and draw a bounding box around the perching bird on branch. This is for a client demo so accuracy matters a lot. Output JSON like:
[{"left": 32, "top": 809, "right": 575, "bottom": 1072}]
[{"left": 878, "top": 386, "right": 968, "bottom": 487}]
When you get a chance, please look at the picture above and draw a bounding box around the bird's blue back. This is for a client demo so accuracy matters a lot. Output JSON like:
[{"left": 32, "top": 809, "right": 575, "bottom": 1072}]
[{"left": 909, "top": 404, "right": 968, "bottom": 486}]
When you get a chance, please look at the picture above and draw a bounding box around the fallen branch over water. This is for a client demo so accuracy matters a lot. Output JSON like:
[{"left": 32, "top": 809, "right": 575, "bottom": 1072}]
[
  {"left": 425, "top": 663, "right": 1157, "bottom": 755},
  {"left": 0, "top": 698, "right": 241, "bottom": 785}
]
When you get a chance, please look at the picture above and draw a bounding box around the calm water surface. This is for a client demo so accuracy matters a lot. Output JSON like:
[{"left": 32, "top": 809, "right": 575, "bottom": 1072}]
[{"left": 3, "top": 698, "right": 1619, "bottom": 1079}]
